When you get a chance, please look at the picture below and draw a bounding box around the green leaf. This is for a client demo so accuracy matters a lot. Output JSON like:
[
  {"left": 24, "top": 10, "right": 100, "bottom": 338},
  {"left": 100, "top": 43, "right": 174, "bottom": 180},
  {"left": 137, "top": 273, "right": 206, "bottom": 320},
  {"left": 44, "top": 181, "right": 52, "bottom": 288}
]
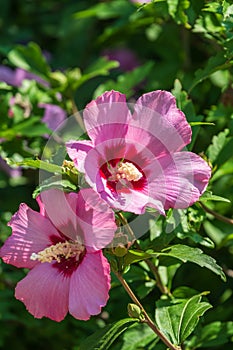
[
  {"left": 79, "top": 318, "right": 138, "bottom": 350},
  {"left": 188, "top": 321, "right": 233, "bottom": 348},
  {"left": 189, "top": 52, "right": 233, "bottom": 92},
  {"left": 8, "top": 158, "right": 62, "bottom": 174},
  {"left": 74, "top": 0, "right": 134, "bottom": 20},
  {"left": 177, "top": 231, "right": 215, "bottom": 249},
  {"left": 123, "top": 250, "right": 152, "bottom": 267},
  {"left": 0, "top": 118, "right": 51, "bottom": 140},
  {"left": 121, "top": 323, "right": 157, "bottom": 350},
  {"left": 206, "top": 129, "right": 229, "bottom": 164},
  {"left": 189, "top": 121, "right": 215, "bottom": 126},
  {"left": 8, "top": 42, "right": 51, "bottom": 80},
  {"left": 94, "top": 61, "right": 154, "bottom": 99},
  {"left": 151, "top": 244, "right": 226, "bottom": 281},
  {"left": 0, "top": 82, "right": 13, "bottom": 90},
  {"left": 32, "top": 175, "right": 77, "bottom": 199},
  {"left": 216, "top": 136, "right": 233, "bottom": 167},
  {"left": 72, "top": 57, "right": 119, "bottom": 91},
  {"left": 212, "top": 159, "right": 233, "bottom": 181},
  {"left": 167, "top": 0, "right": 191, "bottom": 28},
  {"left": 155, "top": 293, "right": 212, "bottom": 345},
  {"left": 199, "top": 191, "right": 231, "bottom": 203},
  {"left": 171, "top": 79, "right": 202, "bottom": 150}
]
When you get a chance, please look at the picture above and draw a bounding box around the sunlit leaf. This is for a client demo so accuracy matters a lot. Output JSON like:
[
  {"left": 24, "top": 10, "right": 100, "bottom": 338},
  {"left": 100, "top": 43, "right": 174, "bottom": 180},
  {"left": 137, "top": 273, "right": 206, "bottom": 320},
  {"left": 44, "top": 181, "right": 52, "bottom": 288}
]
[
  {"left": 94, "top": 61, "right": 154, "bottom": 98},
  {"left": 150, "top": 244, "right": 226, "bottom": 281},
  {"left": 189, "top": 52, "right": 233, "bottom": 92},
  {"left": 207, "top": 129, "right": 230, "bottom": 164},
  {"left": 188, "top": 321, "right": 233, "bottom": 348},
  {"left": 8, "top": 158, "right": 62, "bottom": 174},
  {"left": 155, "top": 293, "right": 212, "bottom": 345},
  {"left": 8, "top": 42, "right": 51, "bottom": 80},
  {"left": 167, "top": 0, "right": 191, "bottom": 28},
  {"left": 32, "top": 175, "right": 77, "bottom": 198},
  {"left": 79, "top": 318, "right": 138, "bottom": 350},
  {"left": 121, "top": 323, "right": 157, "bottom": 350},
  {"left": 200, "top": 191, "right": 231, "bottom": 203}
]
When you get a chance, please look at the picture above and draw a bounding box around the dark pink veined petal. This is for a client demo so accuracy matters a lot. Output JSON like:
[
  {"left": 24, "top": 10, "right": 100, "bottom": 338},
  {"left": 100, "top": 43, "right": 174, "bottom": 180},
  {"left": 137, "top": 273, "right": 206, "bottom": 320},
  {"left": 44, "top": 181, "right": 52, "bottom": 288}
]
[
  {"left": 66, "top": 139, "right": 93, "bottom": 173},
  {"left": 15, "top": 263, "right": 70, "bottom": 321},
  {"left": 39, "top": 189, "right": 83, "bottom": 243},
  {"left": 76, "top": 189, "right": 116, "bottom": 251},
  {"left": 146, "top": 152, "right": 211, "bottom": 209},
  {"left": 83, "top": 90, "right": 130, "bottom": 144},
  {"left": 130, "top": 90, "right": 192, "bottom": 156},
  {"left": 69, "top": 251, "right": 110, "bottom": 320},
  {"left": 0, "top": 204, "right": 60, "bottom": 268}
]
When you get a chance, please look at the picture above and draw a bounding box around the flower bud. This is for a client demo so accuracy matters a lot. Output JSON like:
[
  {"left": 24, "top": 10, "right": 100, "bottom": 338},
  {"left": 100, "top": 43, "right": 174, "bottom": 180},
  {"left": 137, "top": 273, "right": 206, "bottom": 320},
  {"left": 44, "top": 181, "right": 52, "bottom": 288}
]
[
  {"left": 127, "top": 303, "right": 142, "bottom": 319},
  {"left": 114, "top": 244, "right": 128, "bottom": 257}
]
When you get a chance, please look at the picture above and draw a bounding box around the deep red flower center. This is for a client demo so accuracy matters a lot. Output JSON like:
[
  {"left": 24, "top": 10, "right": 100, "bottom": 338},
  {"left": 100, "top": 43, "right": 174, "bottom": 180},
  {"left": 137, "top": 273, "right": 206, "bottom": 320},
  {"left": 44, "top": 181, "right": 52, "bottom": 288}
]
[{"left": 100, "top": 159, "right": 146, "bottom": 192}]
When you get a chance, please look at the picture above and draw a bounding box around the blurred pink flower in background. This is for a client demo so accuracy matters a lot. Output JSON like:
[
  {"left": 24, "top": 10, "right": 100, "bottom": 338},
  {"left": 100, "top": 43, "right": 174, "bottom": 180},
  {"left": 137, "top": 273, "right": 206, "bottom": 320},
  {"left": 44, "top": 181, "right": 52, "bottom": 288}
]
[
  {"left": 0, "top": 188, "right": 116, "bottom": 321},
  {"left": 67, "top": 90, "right": 211, "bottom": 215}
]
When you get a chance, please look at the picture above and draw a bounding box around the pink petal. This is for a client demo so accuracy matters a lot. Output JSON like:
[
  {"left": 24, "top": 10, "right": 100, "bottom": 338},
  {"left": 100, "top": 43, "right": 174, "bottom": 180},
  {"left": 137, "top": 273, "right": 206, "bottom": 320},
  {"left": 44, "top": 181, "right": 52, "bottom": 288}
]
[
  {"left": 39, "top": 189, "right": 116, "bottom": 249},
  {"left": 66, "top": 140, "right": 93, "bottom": 173},
  {"left": 83, "top": 90, "right": 130, "bottom": 144},
  {"left": 39, "top": 189, "right": 82, "bottom": 242},
  {"left": 0, "top": 204, "right": 60, "bottom": 268},
  {"left": 76, "top": 189, "right": 116, "bottom": 251},
  {"left": 69, "top": 251, "right": 110, "bottom": 320},
  {"left": 146, "top": 152, "right": 211, "bottom": 209},
  {"left": 15, "top": 263, "right": 70, "bottom": 321},
  {"left": 101, "top": 184, "right": 165, "bottom": 215},
  {"left": 130, "top": 90, "right": 192, "bottom": 155},
  {"left": 36, "top": 195, "right": 46, "bottom": 216}
]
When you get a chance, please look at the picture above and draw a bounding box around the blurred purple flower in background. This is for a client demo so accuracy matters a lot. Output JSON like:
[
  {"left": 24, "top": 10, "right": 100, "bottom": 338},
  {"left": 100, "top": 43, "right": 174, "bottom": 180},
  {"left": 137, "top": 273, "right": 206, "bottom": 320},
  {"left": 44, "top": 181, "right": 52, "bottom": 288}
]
[
  {"left": 0, "top": 157, "right": 22, "bottom": 178},
  {"left": 0, "top": 66, "right": 48, "bottom": 87},
  {"left": 102, "top": 47, "right": 140, "bottom": 72},
  {"left": 0, "top": 65, "right": 66, "bottom": 132},
  {"left": 39, "top": 103, "right": 67, "bottom": 132}
]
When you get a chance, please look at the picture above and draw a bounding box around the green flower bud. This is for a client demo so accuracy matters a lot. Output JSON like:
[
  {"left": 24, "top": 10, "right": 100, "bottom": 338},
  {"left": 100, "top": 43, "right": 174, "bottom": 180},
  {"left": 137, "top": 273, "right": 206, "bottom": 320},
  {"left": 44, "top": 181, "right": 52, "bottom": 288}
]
[
  {"left": 114, "top": 245, "right": 128, "bottom": 257},
  {"left": 127, "top": 303, "right": 142, "bottom": 319}
]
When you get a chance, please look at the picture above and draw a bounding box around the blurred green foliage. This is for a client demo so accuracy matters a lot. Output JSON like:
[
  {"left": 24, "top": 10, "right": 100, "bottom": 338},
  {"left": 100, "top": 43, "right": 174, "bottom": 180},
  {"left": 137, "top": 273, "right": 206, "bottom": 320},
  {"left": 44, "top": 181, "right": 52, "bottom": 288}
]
[{"left": 0, "top": 0, "right": 233, "bottom": 349}]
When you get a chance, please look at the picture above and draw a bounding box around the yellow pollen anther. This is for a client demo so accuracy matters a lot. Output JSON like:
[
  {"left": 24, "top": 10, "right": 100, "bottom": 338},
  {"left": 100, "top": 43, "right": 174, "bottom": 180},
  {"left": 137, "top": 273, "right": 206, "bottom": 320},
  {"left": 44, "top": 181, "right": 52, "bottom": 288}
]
[
  {"left": 30, "top": 241, "right": 85, "bottom": 263},
  {"left": 108, "top": 161, "right": 143, "bottom": 182}
]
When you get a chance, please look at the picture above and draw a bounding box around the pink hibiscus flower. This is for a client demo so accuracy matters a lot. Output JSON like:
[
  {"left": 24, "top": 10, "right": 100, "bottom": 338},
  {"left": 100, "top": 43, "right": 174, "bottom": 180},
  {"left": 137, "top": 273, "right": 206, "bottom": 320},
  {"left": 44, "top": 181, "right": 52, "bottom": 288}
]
[
  {"left": 66, "top": 90, "right": 211, "bottom": 215},
  {"left": 0, "top": 188, "right": 116, "bottom": 321}
]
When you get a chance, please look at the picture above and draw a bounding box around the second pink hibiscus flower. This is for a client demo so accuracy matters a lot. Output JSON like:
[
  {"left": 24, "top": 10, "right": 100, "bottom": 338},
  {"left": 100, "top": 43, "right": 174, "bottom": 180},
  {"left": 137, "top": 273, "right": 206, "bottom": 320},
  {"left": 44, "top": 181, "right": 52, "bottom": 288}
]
[{"left": 66, "top": 90, "right": 211, "bottom": 215}]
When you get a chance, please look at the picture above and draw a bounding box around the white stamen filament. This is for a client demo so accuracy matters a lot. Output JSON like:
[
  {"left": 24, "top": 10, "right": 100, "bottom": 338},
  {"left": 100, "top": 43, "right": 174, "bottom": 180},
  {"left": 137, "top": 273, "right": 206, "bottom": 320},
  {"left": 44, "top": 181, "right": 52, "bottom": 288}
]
[
  {"left": 30, "top": 241, "right": 85, "bottom": 263},
  {"left": 108, "top": 161, "right": 143, "bottom": 182}
]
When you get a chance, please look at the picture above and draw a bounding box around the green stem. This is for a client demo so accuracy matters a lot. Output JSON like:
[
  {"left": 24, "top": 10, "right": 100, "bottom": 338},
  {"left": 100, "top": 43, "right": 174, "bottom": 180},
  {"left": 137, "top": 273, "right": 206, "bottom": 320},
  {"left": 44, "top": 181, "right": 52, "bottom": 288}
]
[
  {"left": 115, "top": 271, "right": 181, "bottom": 350},
  {"left": 200, "top": 202, "right": 233, "bottom": 225},
  {"left": 117, "top": 212, "right": 171, "bottom": 295},
  {"left": 144, "top": 258, "right": 171, "bottom": 296}
]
